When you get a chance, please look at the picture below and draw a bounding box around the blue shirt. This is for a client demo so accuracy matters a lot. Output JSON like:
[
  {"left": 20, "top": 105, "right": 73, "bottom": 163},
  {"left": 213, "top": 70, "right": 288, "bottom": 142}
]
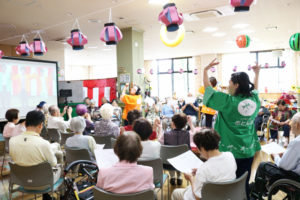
[
  {"left": 275, "top": 135, "right": 300, "bottom": 175},
  {"left": 162, "top": 105, "right": 174, "bottom": 118},
  {"left": 181, "top": 101, "right": 199, "bottom": 117}
]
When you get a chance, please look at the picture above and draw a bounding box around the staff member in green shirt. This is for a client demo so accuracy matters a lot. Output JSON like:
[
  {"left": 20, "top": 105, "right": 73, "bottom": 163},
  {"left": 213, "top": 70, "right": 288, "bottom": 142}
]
[{"left": 203, "top": 58, "right": 261, "bottom": 200}]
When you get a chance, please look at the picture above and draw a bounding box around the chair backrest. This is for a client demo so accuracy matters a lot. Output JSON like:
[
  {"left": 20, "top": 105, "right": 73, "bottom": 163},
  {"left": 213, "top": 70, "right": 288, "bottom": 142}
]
[
  {"left": 92, "top": 135, "right": 113, "bottom": 149},
  {"left": 201, "top": 172, "right": 248, "bottom": 200},
  {"left": 137, "top": 158, "right": 163, "bottom": 187},
  {"left": 47, "top": 128, "right": 61, "bottom": 143},
  {"left": 65, "top": 146, "right": 93, "bottom": 165},
  {"left": 0, "top": 139, "right": 5, "bottom": 156},
  {"left": 9, "top": 162, "right": 53, "bottom": 188},
  {"left": 60, "top": 132, "right": 74, "bottom": 146},
  {"left": 160, "top": 144, "right": 189, "bottom": 165},
  {"left": 111, "top": 138, "right": 116, "bottom": 148},
  {"left": 93, "top": 187, "right": 155, "bottom": 200}
]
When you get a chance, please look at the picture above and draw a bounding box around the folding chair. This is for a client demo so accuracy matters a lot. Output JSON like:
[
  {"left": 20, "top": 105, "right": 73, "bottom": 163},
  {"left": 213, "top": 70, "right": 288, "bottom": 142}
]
[
  {"left": 92, "top": 135, "right": 114, "bottom": 149},
  {"left": 93, "top": 187, "right": 155, "bottom": 200}
]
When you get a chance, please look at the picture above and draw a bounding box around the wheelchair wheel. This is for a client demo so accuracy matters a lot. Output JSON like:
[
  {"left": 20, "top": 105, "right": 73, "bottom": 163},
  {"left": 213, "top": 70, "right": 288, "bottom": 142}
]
[
  {"left": 63, "top": 160, "right": 99, "bottom": 200},
  {"left": 268, "top": 179, "right": 300, "bottom": 200}
]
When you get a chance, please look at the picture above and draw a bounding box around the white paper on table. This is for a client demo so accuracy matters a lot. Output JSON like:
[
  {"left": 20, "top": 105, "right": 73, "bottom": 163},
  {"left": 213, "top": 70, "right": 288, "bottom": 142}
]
[
  {"left": 261, "top": 142, "right": 286, "bottom": 155},
  {"left": 167, "top": 150, "right": 203, "bottom": 174},
  {"left": 185, "top": 97, "right": 195, "bottom": 105},
  {"left": 96, "top": 144, "right": 105, "bottom": 150},
  {"left": 94, "top": 148, "right": 119, "bottom": 169}
]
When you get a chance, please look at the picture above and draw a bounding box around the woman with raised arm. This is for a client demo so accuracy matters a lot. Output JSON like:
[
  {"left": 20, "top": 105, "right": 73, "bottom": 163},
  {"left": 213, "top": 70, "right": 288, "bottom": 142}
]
[{"left": 203, "top": 58, "right": 261, "bottom": 200}]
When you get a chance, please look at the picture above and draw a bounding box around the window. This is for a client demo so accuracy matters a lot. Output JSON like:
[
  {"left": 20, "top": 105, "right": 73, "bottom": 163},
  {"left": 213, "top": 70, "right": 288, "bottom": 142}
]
[{"left": 156, "top": 57, "right": 194, "bottom": 99}]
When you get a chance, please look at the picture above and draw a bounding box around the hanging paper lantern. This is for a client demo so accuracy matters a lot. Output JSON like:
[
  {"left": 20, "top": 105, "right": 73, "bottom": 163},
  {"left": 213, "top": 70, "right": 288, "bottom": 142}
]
[
  {"left": 150, "top": 68, "right": 154, "bottom": 75},
  {"left": 30, "top": 38, "right": 47, "bottom": 56},
  {"left": 281, "top": 61, "right": 286, "bottom": 68},
  {"left": 179, "top": 68, "right": 184, "bottom": 74},
  {"left": 159, "top": 3, "right": 184, "bottom": 32},
  {"left": 248, "top": 65, "right": 252, "bottom": 71},
  {"left": 236, "top": 35, "right": 250, "bottom": 48},
  {"left": 0, "top": 50, "right": 4, "bottom": 59},
  {"left": 67, "top": 29, "right": 88, "bottom": 50},
  {"left": 233, "top": 66, "right": 237, "bottom": 72},
  {"left": 100, "top": 23, "right": 123, "bottom": 45},
  {"left": 16, "top": 41, "right": 32, "bottom": 56},
  {"left": 193, "top": 69, "right": 198, "bottom": 75},
  {"left": 231, "top": 0, "right": 254, "bottom": 12},
  {"left": 289, "top": 33, "right": 300, "bottom": 51},
  {"left": 168, "top": 69, "right": 173, "bottom": 74},
  {"left": 211, "top": 67, "right": 216, "bottom": 73},
  {"left": 137, "top": 68, "right": 143, "bottom": 74},
  {"left": 264, "top": 63, "right": 269, "bottom": 68}
]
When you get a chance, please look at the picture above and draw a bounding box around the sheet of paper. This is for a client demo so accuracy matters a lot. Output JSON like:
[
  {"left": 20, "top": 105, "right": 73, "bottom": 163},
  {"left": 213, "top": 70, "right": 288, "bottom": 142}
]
[
  {"left": 167, "top": 150, "right": 203, "bottom": 174},
  {"left": 261, "top": 142, "right": 286, "bottom": 155},
  {"left": 94, "top": 148, "right": 119, "bottom": 169},
  {"left": 96, "top": 144, "right": 105, "bottom": 150}
]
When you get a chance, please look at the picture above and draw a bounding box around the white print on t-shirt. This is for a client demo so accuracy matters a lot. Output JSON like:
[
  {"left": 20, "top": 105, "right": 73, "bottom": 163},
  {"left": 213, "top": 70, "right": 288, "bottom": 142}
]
[
  {"left": 137, "top": 98, "right": 142, "bottom": 105},
  {"left": 238, "top": 99, "right": 257, "bottom": 117}
]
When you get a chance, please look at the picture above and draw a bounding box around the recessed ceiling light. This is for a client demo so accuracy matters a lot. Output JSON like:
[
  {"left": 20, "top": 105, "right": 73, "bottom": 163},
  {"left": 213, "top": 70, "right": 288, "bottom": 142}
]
[
  {"left": 66, "top": 12, "right": 73, "bottom": 16},
  {"left": 88, "top": 19, "right": 101, "bottom": 23},
  {"left": 212, "top": 32, "right": 226, "bottom": 37},
  {"left": 202, "top": 27, "right": 218, "bottom": 33},
  {"left": 239, "top": 29, "right": 254, "bottom": 34},
  {"left": 265, "top": 26, "right": 278, "bottom": 31},
  {"left": 148, "top": 0, "right": 168, "bottom": 5},
  {"left": 232, "top": 23, "right": 249, "bottom": 29}
]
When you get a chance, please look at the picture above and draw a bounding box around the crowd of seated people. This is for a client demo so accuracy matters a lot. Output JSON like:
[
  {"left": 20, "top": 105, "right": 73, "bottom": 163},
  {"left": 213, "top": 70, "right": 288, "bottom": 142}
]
[{"left": 2, "top": 75, "right": 300, "bottom": 200}]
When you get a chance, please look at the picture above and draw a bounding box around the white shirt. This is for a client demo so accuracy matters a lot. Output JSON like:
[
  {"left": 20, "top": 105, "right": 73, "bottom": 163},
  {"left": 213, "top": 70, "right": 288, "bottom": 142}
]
[
  {"left": 140, "top": 140, "right": 161, "bottom": 159},
  {"left": 47, "top": 116, "right": 70, "bottom": 133},
  {"left": 9, "top": 131, "right": 57, "bottom": 167},
  {"left": 184, "top": 152, "right": 237, "bottom": 200}
]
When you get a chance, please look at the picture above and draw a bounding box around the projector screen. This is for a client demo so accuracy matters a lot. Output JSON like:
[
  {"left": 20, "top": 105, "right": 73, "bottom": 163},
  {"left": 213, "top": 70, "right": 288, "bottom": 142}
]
[{"left": 0, "top": 57, "right": 58, "bottom": 121}]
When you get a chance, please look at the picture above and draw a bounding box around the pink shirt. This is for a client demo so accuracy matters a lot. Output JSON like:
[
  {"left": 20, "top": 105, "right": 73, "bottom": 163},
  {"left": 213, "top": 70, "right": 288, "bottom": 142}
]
[
  {"left": 97, "top": 161, "right": 154, "bottom": 194},
  {"left": 3, "top": 122, "right": 15, "bottom": 138}
]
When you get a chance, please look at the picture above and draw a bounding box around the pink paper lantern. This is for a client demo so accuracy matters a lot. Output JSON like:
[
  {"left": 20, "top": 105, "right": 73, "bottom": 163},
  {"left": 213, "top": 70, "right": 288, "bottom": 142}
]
[
  {"left": 137, "top": 68, "right": 143, "bottom": 74},
  {"left": 248, "top": 65, "right": 252, "bottom": 71},
  {"left": 67, "top": 29, "right": 88, "bottom": 50},
  {"left": 193, "top": 69, "right": 198, "bottom": 75},
  {"left": 233, "top": 66, "right": 237, "bottom": 72},
  {"left": 211, "top": 67, "right": 216, "bottom": 73},
  {"left": 281, "top": 61, "right": 286, "bottom": 68},
  {"left": 16, "top": 41, "right": 32, "bottom": 56},
  {"left": 231, "top": 0, "right": 254, "bottom": 12},
  {"left": 150, "top": 68, "right": 154, "bottom": 75},
  {"left": 30, "top": 38, "right": 47, "bottom": 56},
  {"left": 158, "top": 3, "right": 183, "bottom": 32},
  {"left": 0, "top": 50, "right": 4, "bottom": 59},
  {"left": 264, "top": 63, "right": 269, "bottom": 68},
  {"left": 100, "top": 23, "right": 123, "bottom": 45},
  {"left": 179, "top": 68, "right": 184, "bottom": 74},
  {"left": 168, "top": 69, "right": 173, "bottom": 74}
]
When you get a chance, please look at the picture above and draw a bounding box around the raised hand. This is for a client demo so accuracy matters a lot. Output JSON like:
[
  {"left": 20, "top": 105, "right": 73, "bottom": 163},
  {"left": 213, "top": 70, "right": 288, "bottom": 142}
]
[{"left": 204, "top": 58, "right": 220, "bottom": 71}]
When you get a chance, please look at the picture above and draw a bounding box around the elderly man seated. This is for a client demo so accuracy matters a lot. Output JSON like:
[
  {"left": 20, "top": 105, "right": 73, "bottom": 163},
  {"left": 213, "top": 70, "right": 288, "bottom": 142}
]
[
  {"left": 250, "top": 112, "right": 300, "bottom": 199},
  {"left": 47, "top": 105, "right": 72, "bottom": 133},
  {"left": 9, "top": 110, "right": 63, "bottom": 200}
]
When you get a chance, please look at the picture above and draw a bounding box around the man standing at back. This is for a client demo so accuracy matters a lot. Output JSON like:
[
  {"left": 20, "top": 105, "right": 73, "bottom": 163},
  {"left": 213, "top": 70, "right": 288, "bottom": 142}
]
[{"left": 9, "top": 110, "right": 61, "bottom": 200}]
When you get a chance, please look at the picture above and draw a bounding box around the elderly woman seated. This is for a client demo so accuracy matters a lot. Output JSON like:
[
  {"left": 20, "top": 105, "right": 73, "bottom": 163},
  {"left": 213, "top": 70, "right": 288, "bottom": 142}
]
[
  {"left": 94, "top": 103, "right": 120, "bottom": 138},
  {"left": 96, "top": 131, "right": 154, "bottom": 194},
  {"left": 66, "top": 116, "right": 97, "bottom": 159}
]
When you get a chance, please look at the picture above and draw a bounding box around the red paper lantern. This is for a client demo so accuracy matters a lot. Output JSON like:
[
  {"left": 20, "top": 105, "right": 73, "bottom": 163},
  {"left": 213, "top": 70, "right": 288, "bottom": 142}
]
[
  {"left": 30, "top": 38, "right": 47, "bottom": 56},
  {"left": 15, "top": 41, "right": 32, "bottom": 56},
  {"left": 0, "top": 50, "right": 4, "bottom": 59},
  {"left": 231, "top": 0, "right": 254, "bottom": 12},
  {"left": 236, "top": 35, "right": 250, "bottom": 48},
  {"left": 67, "top": 29, "right": 88, "bottom": 50},
  {"left": 100, "top": 23, "right": 123, "bottom": 45},
  {"left": 159, "top": 3, "right": 183, "bottom": 32}
]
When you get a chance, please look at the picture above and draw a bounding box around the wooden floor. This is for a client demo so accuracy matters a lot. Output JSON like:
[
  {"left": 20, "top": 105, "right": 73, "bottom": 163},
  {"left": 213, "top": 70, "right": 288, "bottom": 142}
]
[{"left": 0, "top": 138, "right": 290, "bottom": 200}]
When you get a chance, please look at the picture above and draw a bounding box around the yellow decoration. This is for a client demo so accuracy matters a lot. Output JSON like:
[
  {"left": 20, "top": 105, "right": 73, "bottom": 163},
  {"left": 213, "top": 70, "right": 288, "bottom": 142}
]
[{"left": 160, "top": 24, "right": 185, "bottom": 47}]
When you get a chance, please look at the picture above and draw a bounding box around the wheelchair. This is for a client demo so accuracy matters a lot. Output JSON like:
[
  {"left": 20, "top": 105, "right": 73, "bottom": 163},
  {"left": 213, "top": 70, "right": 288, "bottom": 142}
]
[{"left": 63, "top": 160, "right": 99, "bottom": 200}]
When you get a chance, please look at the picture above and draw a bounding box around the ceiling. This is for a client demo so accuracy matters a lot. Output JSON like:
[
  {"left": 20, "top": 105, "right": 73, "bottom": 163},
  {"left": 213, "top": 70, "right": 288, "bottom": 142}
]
[{"left": 0, "top": 0, "right": 300, "bottom": 60}]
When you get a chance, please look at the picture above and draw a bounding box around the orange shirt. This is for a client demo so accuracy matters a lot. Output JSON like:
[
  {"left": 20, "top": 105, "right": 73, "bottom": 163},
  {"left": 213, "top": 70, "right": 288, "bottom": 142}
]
[
  {"left": 121, "top": 94, "right": 142, "bottom": 120},
  {"left": 199, "top": 86, "right": 216, "bottom": 115}
]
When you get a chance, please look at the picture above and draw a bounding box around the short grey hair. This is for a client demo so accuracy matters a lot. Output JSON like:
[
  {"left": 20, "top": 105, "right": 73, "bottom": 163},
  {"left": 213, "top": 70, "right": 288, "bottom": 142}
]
[
  {"left": 100, "top": 103, "right": 114, "bottom": 120},
  {"left": 70, "top": 116, "right": 86, "bottom": 133},
  {"left": 48, "top": 105, "right": 58, "bottom": 116}
]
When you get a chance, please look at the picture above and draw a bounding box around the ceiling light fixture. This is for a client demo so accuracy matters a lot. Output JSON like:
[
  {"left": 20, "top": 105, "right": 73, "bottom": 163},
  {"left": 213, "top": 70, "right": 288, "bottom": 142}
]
[
  {"left": 232, "top": 23, "right": 249, "bottom": 29},
  {"left": 212, "top": 32, "right": 226, "bottom": 37},
  {"left": 265, "top": 26, "right": 278, "bottom": 31},
  {"left": 148, "top": 0, "right": 168, "bottom": 5},
  {"left": 202, "top": 27, "right": 218, "bottom": 33},
  {"left": 88, "top": 19, "right": 101, "bottom": 23}
]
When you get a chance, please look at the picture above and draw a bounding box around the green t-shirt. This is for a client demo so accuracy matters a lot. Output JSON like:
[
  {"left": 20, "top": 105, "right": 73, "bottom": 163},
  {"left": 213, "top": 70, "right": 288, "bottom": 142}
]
[{"left": 203, "top": 86, "right": 261, "bottom": 159}]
